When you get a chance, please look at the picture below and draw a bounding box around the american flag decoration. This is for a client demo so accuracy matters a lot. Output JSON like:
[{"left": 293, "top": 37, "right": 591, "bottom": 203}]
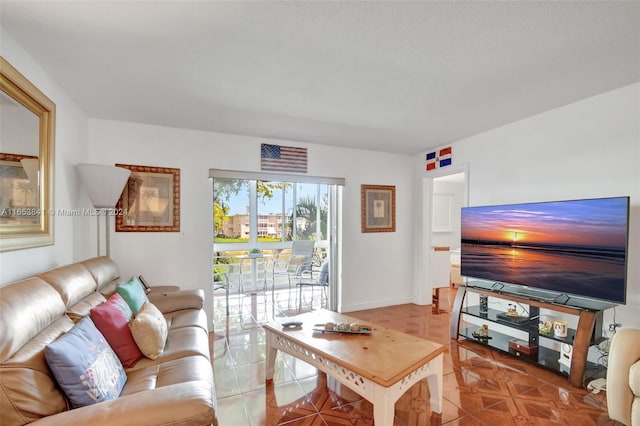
[
  {"left": 261, "top": 143, "right": 308, "bottom": 173},
  {"left": 426, "top": 146, "right": 452, "bottom": 171}
]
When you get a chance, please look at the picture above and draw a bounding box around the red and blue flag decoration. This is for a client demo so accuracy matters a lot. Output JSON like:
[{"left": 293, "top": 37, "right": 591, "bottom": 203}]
[
  {"left": 261, "top": 143, "right": 308, "bottom": 173},
  {"left": 426, "top": 146, "right": 452, "bottom": 171}
]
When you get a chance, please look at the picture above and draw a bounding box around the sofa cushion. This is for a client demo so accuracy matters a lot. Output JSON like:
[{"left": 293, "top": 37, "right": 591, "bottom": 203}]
[
  {"left": 45, "top": 317, "right": 127, "bottom": 408},
  {"left": 0, "top": 277, "right": 66, "bottom": 362},
  {"left": 90, "top": 293, "right": 143, "bottom": 367},
  {"left": 0, "top": 315, "right": 74, "bottom": 426},
  {"left": 164, "top": 308, "right": 208, "bottom": 332},
  {"left": 98, "top": 280, "right": 120, "bottom": 299},
  {"left": 130, "top": 302, "right": 168, "bottom": 360},
  {"left": 34, "top": 357, "right": 216, "bottom": 426},
  {"left": 127, "top": 325, "right": 210, "bottom": 371},
  {"left": 67, "top": 292, "right": 107, "bottom": 323},
  {"left": 81, "top": 256, "right": 121, "bottom": 291},
  {"left": 116, "top": 276, "right": 148, "bottom": 314},
  {"left": 37, "top": 263, "right": 98, "bottom": 307},
  {"left": 121, "top": 355, "right": 213, "bottom": 396}
]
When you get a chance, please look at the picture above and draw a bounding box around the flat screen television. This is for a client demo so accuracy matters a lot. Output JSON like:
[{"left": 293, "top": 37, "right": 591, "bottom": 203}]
[{"left": 461, "top": 196, "right": 629, "bottom": 305}]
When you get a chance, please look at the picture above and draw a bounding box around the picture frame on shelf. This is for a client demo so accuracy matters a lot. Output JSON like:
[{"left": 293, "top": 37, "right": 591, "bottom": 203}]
[
  {"left": 115, "top": 164, "right": 180, "bottom": 232},
  {"left": 361, "top": 184, "right": 396, "bottom": 233}
]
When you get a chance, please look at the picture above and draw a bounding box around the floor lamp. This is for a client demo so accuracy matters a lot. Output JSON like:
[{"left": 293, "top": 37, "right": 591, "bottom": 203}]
[{"left": 77, "top": 164, "right": 130, "bottom": 257}]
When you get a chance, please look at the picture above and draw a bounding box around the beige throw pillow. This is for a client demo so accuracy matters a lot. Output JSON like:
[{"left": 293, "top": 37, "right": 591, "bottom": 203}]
[{"left": 130, "top": 302, "right": 168, "bottom": 360}]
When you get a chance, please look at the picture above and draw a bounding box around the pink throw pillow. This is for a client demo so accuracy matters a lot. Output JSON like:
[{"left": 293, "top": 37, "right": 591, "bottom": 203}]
[{"left": 90, "top": 293, "right": 144, "bottom": 368}]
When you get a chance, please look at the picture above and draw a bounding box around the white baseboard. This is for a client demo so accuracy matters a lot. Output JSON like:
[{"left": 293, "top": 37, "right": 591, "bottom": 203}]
[{"left": 341, "top": 296, "right": 415, "bottom": 313}]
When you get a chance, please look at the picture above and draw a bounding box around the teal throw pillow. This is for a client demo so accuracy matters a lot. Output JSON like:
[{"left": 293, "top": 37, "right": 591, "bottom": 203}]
[{"left": 116, "top": 276, "right": 149, "bottom": 315}]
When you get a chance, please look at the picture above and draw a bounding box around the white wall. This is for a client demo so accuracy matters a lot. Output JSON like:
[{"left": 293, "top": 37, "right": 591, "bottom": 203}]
[
  {"left": 420, "top": 83, "right": 640, "bottom": 329},
  {"left": 0, "top": 28, "right": 91, "bottom": 285},
  {"left": 87, "top": 119, "right": 415, "bottom": 317}
]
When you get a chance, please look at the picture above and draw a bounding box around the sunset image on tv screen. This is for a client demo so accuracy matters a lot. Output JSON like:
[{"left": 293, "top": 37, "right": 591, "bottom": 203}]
[{"left": 461, "top": 197, "right": 628, "bottom": 304}]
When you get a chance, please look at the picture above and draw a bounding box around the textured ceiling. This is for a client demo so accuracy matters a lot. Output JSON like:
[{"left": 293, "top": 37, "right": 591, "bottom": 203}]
[{"left": 1, "top": 1, "right": 639, "bottom": 155}]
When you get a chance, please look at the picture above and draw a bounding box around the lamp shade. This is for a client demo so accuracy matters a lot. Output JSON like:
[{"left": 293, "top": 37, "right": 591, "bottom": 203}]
[{"left": 77, "top": 164, "right": 130, "bottom": 208}]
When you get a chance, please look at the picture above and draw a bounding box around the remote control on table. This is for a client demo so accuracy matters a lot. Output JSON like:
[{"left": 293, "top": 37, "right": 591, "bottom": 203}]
[{"left": 282, "top": 321, "right": 303, "bottom": 328}]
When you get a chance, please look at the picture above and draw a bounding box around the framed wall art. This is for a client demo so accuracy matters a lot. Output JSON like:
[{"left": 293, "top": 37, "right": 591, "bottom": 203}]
[
  {"left": 361, "top": 184, "right": 396, "bottom": 233},
  {"left": 115, "top": 164, "right": 180, "bottom": 232}
]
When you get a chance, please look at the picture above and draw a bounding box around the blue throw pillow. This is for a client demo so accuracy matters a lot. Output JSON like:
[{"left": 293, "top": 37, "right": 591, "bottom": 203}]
[
  {"left": 318, "top": 261, "right": 329, "bottom": 284},
  {"left": 116, "top": 276, "right": 149, "bottom": 315},
  {"left": 45, "top": 317, "right": 127, "bottom": 408}
]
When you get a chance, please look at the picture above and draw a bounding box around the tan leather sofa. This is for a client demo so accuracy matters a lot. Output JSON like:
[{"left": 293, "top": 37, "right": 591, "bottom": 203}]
[
  {"left": 607, "top": 328, "right": 640, "bottom": 426},
  {"left": 0, "top": 256, "right": 217, "bottom": 426}
]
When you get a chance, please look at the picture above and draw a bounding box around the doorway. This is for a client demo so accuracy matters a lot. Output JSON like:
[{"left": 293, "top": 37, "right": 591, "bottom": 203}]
[{"left": 421, "top": 165, "right": 468, "bottom": 309}]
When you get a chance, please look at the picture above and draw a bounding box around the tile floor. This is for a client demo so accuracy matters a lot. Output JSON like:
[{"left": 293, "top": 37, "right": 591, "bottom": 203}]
[{"left": 211, "top": 288, "right": 620, "bottom": 425}]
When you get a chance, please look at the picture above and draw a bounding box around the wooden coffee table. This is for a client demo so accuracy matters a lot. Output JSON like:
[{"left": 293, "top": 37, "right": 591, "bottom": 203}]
[{"left": 264, "top": 309, "right": 446, "bottom": 425}]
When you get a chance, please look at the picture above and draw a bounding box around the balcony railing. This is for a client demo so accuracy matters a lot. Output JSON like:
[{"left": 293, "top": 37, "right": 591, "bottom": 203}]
[{"left": 213, "top": 246, "right": 326, "bottom": 291}]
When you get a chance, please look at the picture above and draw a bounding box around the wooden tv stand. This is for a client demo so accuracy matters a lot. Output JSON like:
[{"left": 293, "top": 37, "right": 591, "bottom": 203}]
[{"left": 450, "top": 284, "right": 612, "bottom": 388}]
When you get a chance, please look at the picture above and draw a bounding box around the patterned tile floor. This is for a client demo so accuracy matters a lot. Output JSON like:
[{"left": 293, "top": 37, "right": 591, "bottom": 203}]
[{"left": 211, "top": 288, "right": 620, "bottom": 425}]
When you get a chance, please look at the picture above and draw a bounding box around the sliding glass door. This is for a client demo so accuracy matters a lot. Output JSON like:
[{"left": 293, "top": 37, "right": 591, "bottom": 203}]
[{"left": 210, "top": 170, "right": 343, "bottom": 312}]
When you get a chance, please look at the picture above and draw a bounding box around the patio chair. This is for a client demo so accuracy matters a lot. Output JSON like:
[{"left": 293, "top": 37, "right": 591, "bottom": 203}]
[
  {"left": 296, "top": 260, "right": 329, "bottom": 312},
  {"left": 272, "top": 240, "right": 315, "bottom": 295},
  {"left": 213, "top": 260, "right": 244, "bottom": 316}
]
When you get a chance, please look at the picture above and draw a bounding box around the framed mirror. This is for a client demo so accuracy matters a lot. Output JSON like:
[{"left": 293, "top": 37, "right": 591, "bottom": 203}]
[{"left": 0, "top": 56, "right": 55, "bottom": 251}]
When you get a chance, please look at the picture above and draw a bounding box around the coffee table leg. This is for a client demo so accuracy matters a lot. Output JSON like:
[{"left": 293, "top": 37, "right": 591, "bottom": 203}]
[
  {"left": 426, "top": 354, "right": 444, "bottom": 413},
  {"left": 372, "top": 391, "right": 394, "bottom": 426},
  {"left": 265, "top": 333, "right": 278, "bottom": 381}
]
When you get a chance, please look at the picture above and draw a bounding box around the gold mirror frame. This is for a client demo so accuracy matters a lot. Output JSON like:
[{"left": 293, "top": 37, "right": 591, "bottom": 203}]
[{"left": 0, "top": 56, "right": 55, "bottom": 251}]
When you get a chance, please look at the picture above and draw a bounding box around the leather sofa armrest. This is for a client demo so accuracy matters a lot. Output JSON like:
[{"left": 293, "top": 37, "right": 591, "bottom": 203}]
[
  {"left": 147, "top": 285, "right": 180, "bottom": 294},
  {"left": 29, "top": 381, "right": 216, "bottom": 426},
  {"left": 607, "top": 328, "right": 640, "bottom": 426},
  {"left": 148, "top": 289, "right": 205, "bottom": 313}
]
